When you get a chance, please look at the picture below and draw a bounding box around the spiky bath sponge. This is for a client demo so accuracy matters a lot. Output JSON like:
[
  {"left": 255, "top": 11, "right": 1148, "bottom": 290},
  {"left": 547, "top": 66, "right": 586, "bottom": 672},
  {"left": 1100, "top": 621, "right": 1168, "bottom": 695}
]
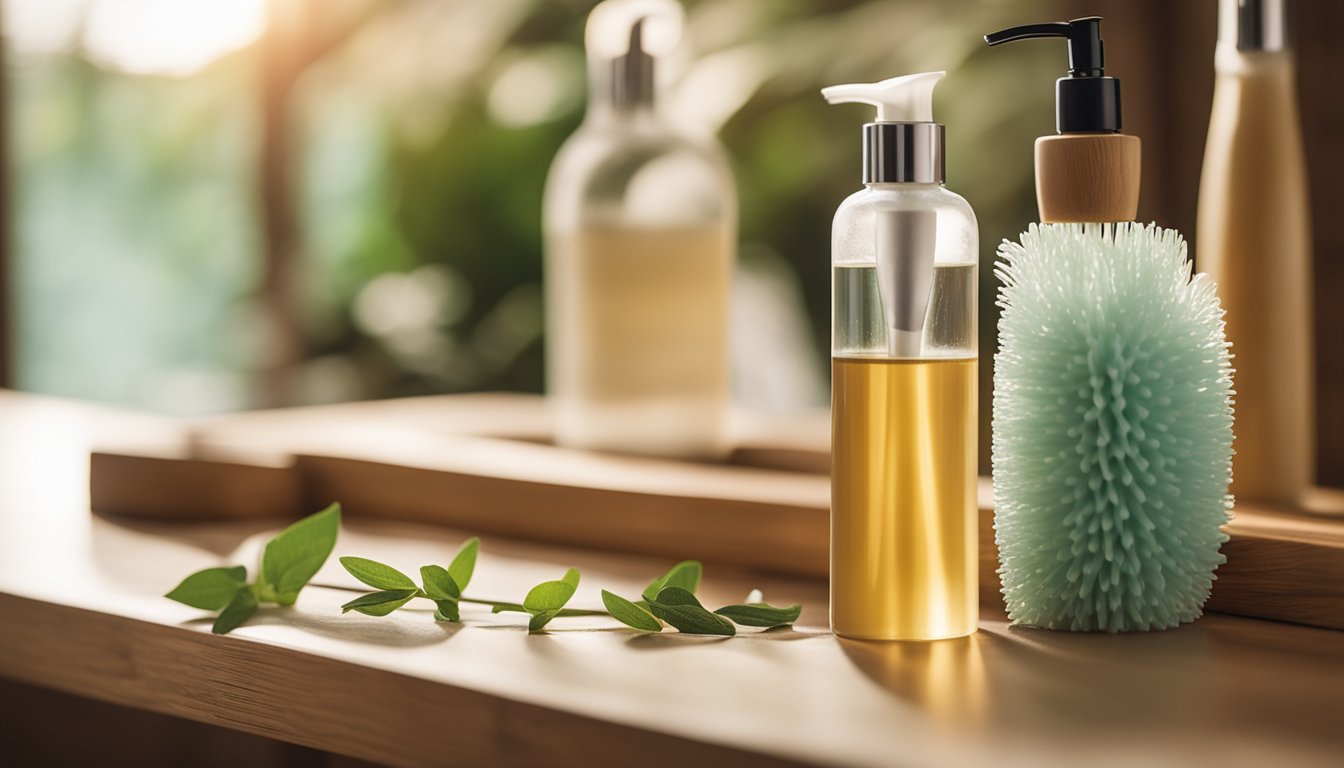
[{"left": 993, "top": 223, "right": 1234, "bottom": 631}]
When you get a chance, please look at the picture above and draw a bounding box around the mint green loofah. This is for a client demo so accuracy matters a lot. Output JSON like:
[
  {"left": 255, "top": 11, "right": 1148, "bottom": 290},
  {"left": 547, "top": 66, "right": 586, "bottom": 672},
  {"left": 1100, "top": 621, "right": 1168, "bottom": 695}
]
[{"left": 993, "top": 223, "right": 1234, "bottom": 632}]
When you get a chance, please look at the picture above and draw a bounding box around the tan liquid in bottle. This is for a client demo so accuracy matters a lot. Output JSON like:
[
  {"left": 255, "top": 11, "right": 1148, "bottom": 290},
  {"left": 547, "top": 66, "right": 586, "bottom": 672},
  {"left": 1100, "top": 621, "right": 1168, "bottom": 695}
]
[
  {"left": 542, "top": 1, "right": 736, "bottom": 459},
  {"left": 1197, "top": 40, "right": 1314, "bottom": 505},
  {"left": 831, "top": 356, "right": 978, "bottom": 640},
  {"left": 548, "top": 224, "right": 732, "bottom": 457}
]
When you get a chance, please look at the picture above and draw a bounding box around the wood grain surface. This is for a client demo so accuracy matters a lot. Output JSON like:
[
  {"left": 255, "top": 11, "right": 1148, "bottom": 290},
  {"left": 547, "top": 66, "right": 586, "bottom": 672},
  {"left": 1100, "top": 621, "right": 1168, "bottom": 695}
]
[
  {"left": 0, "top": 594, "right": 801, "bottom": 768},
  {"left": 87, "top": 393, "right": 1344, "bottom": 630},
  {"left": 1033, "top": 133, "right": 1142, "bottom": 223},
  {"left": 3, "top": 390, "right": 1344, "bottom": 768}
]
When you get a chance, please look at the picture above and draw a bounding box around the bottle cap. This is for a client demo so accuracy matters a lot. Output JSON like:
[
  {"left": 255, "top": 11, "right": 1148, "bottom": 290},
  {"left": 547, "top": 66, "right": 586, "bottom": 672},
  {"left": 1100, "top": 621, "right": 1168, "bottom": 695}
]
[
  {"left": 611, "top": 19, "right": 654, "bottom": 107},
  {"left": 984, "top": 17, "right": 1122, "bottom": 134},
  {"left": 585, "top": 0, "right": 682, "bottom": 110},
  {"left": 1220, "top": 0, "right": 1291, "bottom": 53},
  {"left": 821, "top": 72, "right": 946, "bottom": 184}
]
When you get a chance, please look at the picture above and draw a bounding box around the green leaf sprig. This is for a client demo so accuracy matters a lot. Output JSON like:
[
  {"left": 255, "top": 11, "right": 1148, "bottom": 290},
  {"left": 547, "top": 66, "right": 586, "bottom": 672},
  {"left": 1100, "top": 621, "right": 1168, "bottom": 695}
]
[
  {"left": 167, "top": 505, "right": 802, "bottom": 637},
  {"left": 337, "top": 537, "right": 480, "bottom": 622},
  {"left": 342, "top": 553, "right": 800, "bottom": 637},
  {"left": 165, "top": 503, "right": 341, "bottom": 633}
]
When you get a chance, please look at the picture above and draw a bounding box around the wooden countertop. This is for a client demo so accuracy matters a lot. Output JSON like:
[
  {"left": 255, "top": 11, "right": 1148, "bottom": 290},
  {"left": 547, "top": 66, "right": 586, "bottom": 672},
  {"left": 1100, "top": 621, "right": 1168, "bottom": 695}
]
[{"left": 1, "top": 391, "right": 1342, "bottom": 768}]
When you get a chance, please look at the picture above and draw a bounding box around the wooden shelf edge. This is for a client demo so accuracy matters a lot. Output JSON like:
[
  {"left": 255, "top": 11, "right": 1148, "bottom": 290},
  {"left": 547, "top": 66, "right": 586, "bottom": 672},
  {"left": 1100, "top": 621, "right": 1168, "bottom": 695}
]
[
  {"left": 975, "top": 500, "right": 1344, "bottom": 631},
  {"left": 89, "top": 416, "right": 1344, "bottom": 633},
  {"left": 0, "top": 594, "right": 805, "bottom": 768}
]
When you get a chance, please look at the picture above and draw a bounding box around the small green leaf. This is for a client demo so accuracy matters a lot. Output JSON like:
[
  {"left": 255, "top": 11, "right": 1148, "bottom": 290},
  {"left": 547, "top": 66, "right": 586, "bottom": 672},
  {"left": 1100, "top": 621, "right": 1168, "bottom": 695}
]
[
  {"left": 523, "top": 568, "right": 580, "bottom": 612},
  {"left": 419, "top": 565, "right": 461, "bottom": 600},
  {"left": 601, "top": 590, "right": 662, "bottom": 632},
  {"left": 642, "top": 561, "right": 702, "bottom": 602},
  {"left": 433, "top": 599, "right": 460, "bottom": 622},
  {"left": 647, "top": 587, "right": 735, "bottom": 636},
  {"left": 528, "top": 609, "right": 561, "bottom": 632},
  {"left": 211, "top": 587, "right": 258, "bottom": 635},
  {"left": 259, "top": 503, "right": 341, "bottom": 600},
  {"left": 340, "top": 588, "right": 417, "bottom": 616},
  {"left": 166, "top": 566, "right": 247, "bottom": 610},
  {"left": 448, "top": 537, "right": 480, "bottom": 592},
  {"left": 714, "top": 602, "right": 802, "bottom": 628},
  {"left": 340, "top": 556, "right": 417, "bottom": 591}
]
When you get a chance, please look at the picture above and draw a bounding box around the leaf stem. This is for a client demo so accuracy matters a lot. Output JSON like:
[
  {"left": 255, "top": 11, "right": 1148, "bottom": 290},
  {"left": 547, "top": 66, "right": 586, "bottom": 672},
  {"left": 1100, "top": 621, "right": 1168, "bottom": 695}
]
[
  {"left": 459, "top": 597, "right": 519, "bottom": 609},
  {"left": 310, "top": 583, "right": 609, "bottom": 617},
  {"left": 311, "top": 582, "right": 367, "bottom": 594}
]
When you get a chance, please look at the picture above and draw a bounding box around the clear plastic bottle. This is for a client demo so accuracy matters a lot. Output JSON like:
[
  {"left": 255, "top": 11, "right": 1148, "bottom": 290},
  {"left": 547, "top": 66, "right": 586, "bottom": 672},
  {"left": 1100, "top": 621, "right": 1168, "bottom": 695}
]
[
  {"left": 823, "top": 73, "right": 979, "bottom": 640},
  {"left": 543, "top": 0, "right": 736, "bottom": 458}
]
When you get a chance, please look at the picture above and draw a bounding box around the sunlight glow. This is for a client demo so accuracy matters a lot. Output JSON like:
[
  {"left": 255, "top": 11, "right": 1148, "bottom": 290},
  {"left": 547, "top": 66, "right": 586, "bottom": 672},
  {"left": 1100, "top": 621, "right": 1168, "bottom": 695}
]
[
  {"left": 85, "top": 0, "right": 266, "bottom": 76},
  {"left": 2, "top": 0, "right": 88, "bottom": 55},
  {"left": 4, "top": 0, "right": 266, "bottom": 77}
]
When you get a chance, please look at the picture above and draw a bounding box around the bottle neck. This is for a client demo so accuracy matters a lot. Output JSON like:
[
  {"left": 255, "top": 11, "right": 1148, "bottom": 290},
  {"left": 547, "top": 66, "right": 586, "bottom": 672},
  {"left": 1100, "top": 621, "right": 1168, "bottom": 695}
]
[
  {"left": 1055, "top": 76, "right": 1121, "bottom": 133},
  {"left": 864, "top": 182, "right": 944, "bottom": 190},
  {"left": 862, "top": 123, "right": 945, "bottom": 184},
  {"left": 587, "top": 45, "right": 655, "bottom": 107},
  {"left": 585, "top": 99, "right": 658, "bottom": 124},
  {"left": 587, "top": 59, "right": 660, "bottom": 121},
  {"left": 1219, "top": 0, "right": 1290, "bottom": 53}
]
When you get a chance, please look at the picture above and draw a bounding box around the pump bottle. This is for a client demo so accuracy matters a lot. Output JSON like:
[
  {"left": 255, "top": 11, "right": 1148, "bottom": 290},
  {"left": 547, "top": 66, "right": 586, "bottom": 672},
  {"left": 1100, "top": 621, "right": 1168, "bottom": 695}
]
[
  {"left": 985, "top": 17, "right": 1141, "bottom": 224},
  {"left": 823, "top": 72, "right": 979, "bottom": 641},
  {"left": 1197, "top": 0, "right": 1313, "bottom": 505},
  {"left": 543, "top": 0, "right": 736, "bottom": 458}
]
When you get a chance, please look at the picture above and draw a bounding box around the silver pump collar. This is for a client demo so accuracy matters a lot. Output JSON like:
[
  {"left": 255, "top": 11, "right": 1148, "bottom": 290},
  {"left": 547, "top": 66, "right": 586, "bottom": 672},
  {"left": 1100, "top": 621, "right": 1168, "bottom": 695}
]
[
  {"left": 1222, "top": 0, "right": 1291, "bottom": 52},
  {"left": 863, "top": 123, "right": 944, "bottom": 184}
]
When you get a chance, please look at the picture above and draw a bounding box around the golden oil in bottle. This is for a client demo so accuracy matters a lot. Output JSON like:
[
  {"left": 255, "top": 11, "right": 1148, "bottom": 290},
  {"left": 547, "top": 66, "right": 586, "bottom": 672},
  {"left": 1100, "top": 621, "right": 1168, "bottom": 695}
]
[{"left": 831, "top": 355, "right": 978, "bottom": 640}]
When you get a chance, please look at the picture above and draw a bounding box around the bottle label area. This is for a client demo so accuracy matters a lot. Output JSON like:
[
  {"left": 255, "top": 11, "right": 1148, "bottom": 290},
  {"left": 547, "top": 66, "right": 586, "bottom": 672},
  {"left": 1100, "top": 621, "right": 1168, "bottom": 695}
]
[{"left": 547, "top": 225, "right": 731, "bottom": 456}]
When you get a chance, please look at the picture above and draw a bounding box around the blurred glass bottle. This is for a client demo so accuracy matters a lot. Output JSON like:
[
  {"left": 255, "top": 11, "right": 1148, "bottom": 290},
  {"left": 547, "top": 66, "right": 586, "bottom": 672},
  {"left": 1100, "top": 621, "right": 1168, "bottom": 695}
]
[
  {"left": 1197, "top": 0, "right": 1314, "bottom": 505},
  {"left": 543, "top": 0, "right": 736, "bottom": 458}
]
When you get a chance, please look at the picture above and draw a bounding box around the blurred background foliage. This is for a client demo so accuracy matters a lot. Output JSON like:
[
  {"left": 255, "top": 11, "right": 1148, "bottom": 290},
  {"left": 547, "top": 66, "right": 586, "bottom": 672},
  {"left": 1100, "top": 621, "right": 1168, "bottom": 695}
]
[{"left": 8, "top": 0, "right": 1056, "bottom": 417}]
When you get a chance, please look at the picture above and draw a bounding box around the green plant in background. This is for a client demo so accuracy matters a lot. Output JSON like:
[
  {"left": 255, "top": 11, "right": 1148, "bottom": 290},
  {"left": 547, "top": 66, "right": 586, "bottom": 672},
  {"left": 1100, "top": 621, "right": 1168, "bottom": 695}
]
[
  {"left": 167, "top": 505, "right": 801, "bottom": 636},
  {"left": 13, "top": 55, "right": 260, "bottom": 410},
  {"left": 299, "top": 0, "right": 1051, "bottom": 415},
  {"left": 15, "top": 0, "right": 1053, "bottom": 432},
  {"left": 165, "top": 504, "right": 341, "bottom": 633}
]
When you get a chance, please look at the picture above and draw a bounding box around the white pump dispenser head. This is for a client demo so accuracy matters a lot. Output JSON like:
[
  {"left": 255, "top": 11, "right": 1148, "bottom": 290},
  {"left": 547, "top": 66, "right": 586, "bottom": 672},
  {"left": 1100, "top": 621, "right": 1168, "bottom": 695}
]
[
  {"left": 823, "top": 71, "right": 951, "bottom": 357},
  {"left": 821, "top": 71, "right": 946, "bottom": 185},
  {"left": 820, "top": 71, "right": 944, "bottom": 122}
]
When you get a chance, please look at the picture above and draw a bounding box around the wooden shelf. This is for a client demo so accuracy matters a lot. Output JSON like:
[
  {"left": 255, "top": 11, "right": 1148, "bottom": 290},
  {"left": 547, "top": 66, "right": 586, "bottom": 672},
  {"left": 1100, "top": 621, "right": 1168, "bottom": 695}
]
[
  {"left": 86, "top": 393, "right": 1344, "bottom": 631},
  {"left": 3, "top": 390, "right": 1343, "bottom": 767}
]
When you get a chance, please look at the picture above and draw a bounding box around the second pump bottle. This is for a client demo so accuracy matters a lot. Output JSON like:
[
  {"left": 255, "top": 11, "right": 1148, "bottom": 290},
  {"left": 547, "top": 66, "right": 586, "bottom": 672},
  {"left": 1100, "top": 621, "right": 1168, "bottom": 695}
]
[{"left": 544, "top": 0, "right": 736, "bottom": 459}]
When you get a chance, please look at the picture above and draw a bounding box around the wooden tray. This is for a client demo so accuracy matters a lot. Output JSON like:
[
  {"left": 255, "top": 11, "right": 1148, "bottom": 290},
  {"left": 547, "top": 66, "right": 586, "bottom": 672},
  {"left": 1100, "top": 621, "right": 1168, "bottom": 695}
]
[{"left": 89, "top": 394, "right": 1344, "bottom": 630}]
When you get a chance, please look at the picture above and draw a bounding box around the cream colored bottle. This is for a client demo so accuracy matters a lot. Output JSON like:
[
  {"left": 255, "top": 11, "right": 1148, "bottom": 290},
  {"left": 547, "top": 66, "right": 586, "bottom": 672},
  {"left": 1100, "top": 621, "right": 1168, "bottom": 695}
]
[
  {"left": 543, "top": 0, "right": 735, "bottom": 458},
  {"left": 1198, "top": 0, "right": 1314, "bottom": 505}
]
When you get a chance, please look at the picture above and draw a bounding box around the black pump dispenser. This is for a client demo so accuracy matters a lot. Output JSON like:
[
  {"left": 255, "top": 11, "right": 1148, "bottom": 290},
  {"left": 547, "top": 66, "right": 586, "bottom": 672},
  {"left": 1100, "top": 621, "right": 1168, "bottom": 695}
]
[{"left": 984, "top": 17, "right": 1121, "bottom": 134}]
